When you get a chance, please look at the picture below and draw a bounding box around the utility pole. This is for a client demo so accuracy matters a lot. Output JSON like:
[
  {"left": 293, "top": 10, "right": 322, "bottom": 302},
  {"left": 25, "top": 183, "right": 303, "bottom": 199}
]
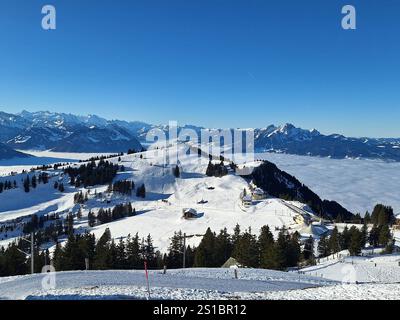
[
  {"left": 31, "top": 232, "right": 34, "bottom": 274},
  {"left": 183, "top": 233, "right": 186, "bottom": 269},
  {"left": 18, "top": 232, "right": 35, "bottom": 274},
  {"left": 181, "top": 233, "right": 205, "bottom": 269}
]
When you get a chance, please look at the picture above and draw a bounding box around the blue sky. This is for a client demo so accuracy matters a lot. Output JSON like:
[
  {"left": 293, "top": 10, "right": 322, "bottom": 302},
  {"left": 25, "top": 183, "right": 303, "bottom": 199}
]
[{"left": 0, "top": 0, "right": 399, "bottom": 137}]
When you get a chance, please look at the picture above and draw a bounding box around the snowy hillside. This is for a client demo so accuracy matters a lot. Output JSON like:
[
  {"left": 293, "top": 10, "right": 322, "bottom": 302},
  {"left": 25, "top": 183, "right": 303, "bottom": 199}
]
[
  {"left": 300, "top": 252, "right": 400, "bottom": 283},
  {"left": 0, "top": 140, "right": 399, "bottom": 301},
  {"left": 0, "top": 142, "right": 324, "bottom": 252}
]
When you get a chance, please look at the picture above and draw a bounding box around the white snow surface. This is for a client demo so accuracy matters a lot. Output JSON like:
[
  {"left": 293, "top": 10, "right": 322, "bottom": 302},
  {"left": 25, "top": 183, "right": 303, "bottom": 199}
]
[
  {"left": 0, "top": 268, "right": 398, "bottom": 300},
  {"left": 300, "top": 253, "right": 400, "bottom": 284},
  {"left": 0, "top": 268, "right": 337, "bottom": 300}
]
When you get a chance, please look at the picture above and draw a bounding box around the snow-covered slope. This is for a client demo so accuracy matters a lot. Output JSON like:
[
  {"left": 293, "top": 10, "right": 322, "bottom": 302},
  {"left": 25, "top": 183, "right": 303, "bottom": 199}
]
[
  {"left": 1, "top": 267, "right": 398, "bottom": 300},
  {"left": 300, "top": 253, "right": 400, "bottom": 284},
  {"left": 0, "top": 142, "right": 322, "bottom": 252},
  {"left": 69, "top": 146, "right": 317, "bottom": 251},
  {"left": 0, "top": 268, "right": 336, "bottom": 300}
]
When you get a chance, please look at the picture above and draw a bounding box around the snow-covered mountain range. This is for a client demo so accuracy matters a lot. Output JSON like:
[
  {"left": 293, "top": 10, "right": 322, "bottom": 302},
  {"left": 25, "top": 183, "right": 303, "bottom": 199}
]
[
  {"left": 254, "top": 123, "right": 400, "bottom": 161},
  {"left": 0, "top": 111, "right": 143, "bottom": 155},
  {"left": 1, "top": 110, "right": 400, "bottom": 161}
]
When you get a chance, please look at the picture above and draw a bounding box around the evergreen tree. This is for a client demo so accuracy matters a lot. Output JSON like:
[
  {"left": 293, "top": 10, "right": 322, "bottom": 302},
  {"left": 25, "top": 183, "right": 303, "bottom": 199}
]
[
  {"left": 340, "top": 226, "right": 351, "bottom": 250},
  {"left": 379, "top": 225, "right": 392, "bottom": 247},
  {"left": 348, "top": 226, "right": 363, "bottom": 256},
  {"left": 109, "top": 240, "right": 118, "bottom": 269},
  {"left": 65, "top": 214, "right": 74, "bottom": 236},
  {"left": 205, "top": 161, "right": 215, "bottom": 177},
  {"left": 361, "top": 224, "right": 368, "bottom": 248},
  {"left": 166, "top": 231, "right": 184, "bottom": 268},
  {"left": 371, "top": 204, "right": 395, "bottom": 226},
  {"left": 31, "top": 175, "right": 37, "bottom": 189},
  {"left": 303, "top": 236, "right": 315, "bottom": 264},
  {"left": 126, "top": 233, "right": 141, "bottom": 269},
  {"left": 194, "top": 228, "right": 217, "bottom": 267},
  {"left": 328, "top": 227, "right": 341, "bottom": 254},
  {"left": 369, "top": 225, "right": 380, "bottom": 247},
  {"left": 258, "top": 226, "right": 278, "bottom": 269},
  {"left": 173, "top": 165, "right": 180, "bottom": 178},
  {"left": 286, "top": 232, "right": 301, "bottom": 267},
  {"left": 141, "top": 234, "right": 157, "bottom": 268},
  {"left": 214, "top": 228, "right": 233, "bottom": 267},
  {"left": 23, "top": 176, "right": 30, "bottom": 193},
  {"left": 115, "top": 239, "right": 127, "bottom": 270},
  {"left": 364, "top": 211, "right": 371, "bottom": 224},
  {"left": 79, "top": 233, "right": 96, "bottom": 269},
  {"left": 4, "top": 243, "right": 28, "bottom": 276},
  {"left": 318, "top": 235, "right": 330, "bottom": 258},
  {"left": 93, "top": 228, "right": 112, "bottom": 270},
  {"left": 136, "top": 184, "right": 146, "bottom": 198},
  {"left": 232, "top": 229, "right": 259, "bottom": 268},
  {"left": 232, "top": 224, "right": 241, "bottom": 248},
  {"left": 77, "top": 208, "right": 83, "bottom": 220},
  {"left": 88, "top": 211, "right": 96, "bottom": 227},
  {"left": 274, "top": 229, "right": 290, "bottom": 270}
]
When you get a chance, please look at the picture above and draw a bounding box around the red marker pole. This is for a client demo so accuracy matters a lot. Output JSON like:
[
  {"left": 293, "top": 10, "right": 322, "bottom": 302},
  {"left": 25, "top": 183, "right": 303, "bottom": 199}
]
[{"left": 144, "top": 260, "right": 151, "bottom": 300}]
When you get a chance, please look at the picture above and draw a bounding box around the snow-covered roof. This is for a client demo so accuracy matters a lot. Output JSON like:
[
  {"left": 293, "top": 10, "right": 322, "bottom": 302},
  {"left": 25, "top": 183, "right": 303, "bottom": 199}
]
[
  {"left": 183, "top": 208, "right": 197, "bottom": 215},
  {"left": 221, "top": 257, "right": 241, "bottom": 268},
  {"left": 252, "top": 188, "right": 265, "bottom": 195},
  {"left": 299, "top": 224, "right": 329, "bottom": 237},
  {"left": 242, "top": 195, "right": 252, "bottom": 202}
]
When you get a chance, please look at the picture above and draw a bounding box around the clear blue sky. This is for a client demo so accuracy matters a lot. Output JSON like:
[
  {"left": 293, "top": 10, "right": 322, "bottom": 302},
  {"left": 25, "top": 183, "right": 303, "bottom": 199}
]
[{"left": 0, "top": 0, "right": 399, "bottom": 137}]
